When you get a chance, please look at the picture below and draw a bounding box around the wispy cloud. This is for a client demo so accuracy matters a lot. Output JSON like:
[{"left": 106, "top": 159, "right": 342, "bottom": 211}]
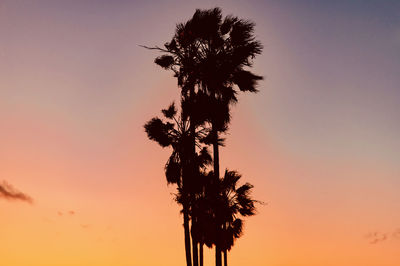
[
  {"left": 0, "top": 181, "right": 33, "bottom": 203},
  {"left": 366, "top": 228, "right": 400, "bottom": 244},
  {"left": 56, "top": 210, "right": 77, "bottom": 218},
  {"left": 80, "top": 224, "right": 91, "bottom": 229},
  {"left": 392, "top": 228, "right": 400, "bottom": 240},
  {"left": 366, "top": 232, "right": 387, "bottom": 244}
]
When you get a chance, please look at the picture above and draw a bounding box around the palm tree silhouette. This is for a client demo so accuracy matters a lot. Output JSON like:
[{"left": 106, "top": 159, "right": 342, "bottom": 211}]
[
  {"left": 143, "top": 7, "right": 263, "bottom": 266},
  {"left": 177, "top": 9, "right": 262, "bottom": 266},
  {"left": 144, "top": 102, "right": 211, "bottom": 266},
  {"left": 190, "top": 169, "right": 257, "bottom": 266},
  {"left": 190, "top": 170, "right": 216, "bottom": 266},
  {"left": 218, "top": 170, "right": 256, "bottom": 266}
]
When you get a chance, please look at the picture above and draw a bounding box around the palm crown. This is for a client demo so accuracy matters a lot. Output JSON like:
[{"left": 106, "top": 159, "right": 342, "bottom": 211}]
[
  {"left": 146, "top": 7, "right": 263, "bottom": 133},
  {"left": 144, "top": 102, "right": 211, "bottom": 189}
]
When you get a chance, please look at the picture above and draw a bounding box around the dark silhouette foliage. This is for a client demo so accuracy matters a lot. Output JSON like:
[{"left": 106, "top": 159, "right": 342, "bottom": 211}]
[{"left": 143, "top": 7, "right": 263, "bottom": 266}]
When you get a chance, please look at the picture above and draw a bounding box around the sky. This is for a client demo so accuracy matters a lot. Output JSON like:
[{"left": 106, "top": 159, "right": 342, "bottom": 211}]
[{"left": 1, "top": 0, "right": 400, "bottom": 265}]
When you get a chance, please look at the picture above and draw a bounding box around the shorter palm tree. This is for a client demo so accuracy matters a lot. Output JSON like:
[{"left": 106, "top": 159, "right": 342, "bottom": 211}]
[
  {"left": 144, "top": 102, "right": 211, "bottom": 266},
  {"left": 216, "top": 170, "right": 258, "bottom": 266},
  {"left": 189, "top": 171, "right": 216, "bottom": 266},
  {"left": 189, "top": 169, "right": 258, "bottom": 266}
]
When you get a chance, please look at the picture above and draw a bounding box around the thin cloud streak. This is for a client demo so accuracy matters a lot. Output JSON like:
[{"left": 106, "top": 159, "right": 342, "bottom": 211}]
[
  {"left": 80, "top": 224, "right": 91, "bottom": 229},
  {"left": 365, "top": 229, "right": 400, "bottom": 244},
  {"left": 0, "top": 181, "right": 33, "bottom": 203},
  {"left": 392, "top": 228, "right": 400, "bottom": 240}
]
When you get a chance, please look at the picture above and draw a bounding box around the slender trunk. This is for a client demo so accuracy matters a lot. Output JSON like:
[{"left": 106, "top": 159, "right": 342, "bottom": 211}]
[
  {"left": 188, "top": 85, "right": 198, "bottom": 266},
  {"left": 212, "top": 126, "right": 220, "bottom": 180},
  {"left": 200, "top": 243, "right": 204, "bottom": 266},
  {"left": 183, "top": 205, "right": 192, "bottom": 266},
  {"left": 216, "top": 244, "right": 222, "bottom": 266},
  {"left": 182, "top": 143, "right": 192, "bottom": 266},
  {"left": 223, "top": 250, "right": 227, "bottom": 266},
  {"left": 222, "top": 223, "right": 227, "bottom": 266},
  {"left": 222, "top": 222, "right": 227, "bottom": 266},
  {"left": 213, "top": 122, "right": 222, "bottom": 266},
  {"left": 192, "top": 225, "right": 199, "bottom": 266}
]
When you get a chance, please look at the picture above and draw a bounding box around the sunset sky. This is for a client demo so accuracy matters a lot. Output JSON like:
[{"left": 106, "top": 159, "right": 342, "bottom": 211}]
[{"left": 1, "top": 1, "right": 400, "bottom": 265}]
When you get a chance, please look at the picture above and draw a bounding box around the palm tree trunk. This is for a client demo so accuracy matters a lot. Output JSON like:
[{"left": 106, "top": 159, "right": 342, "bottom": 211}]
[
  {"left": 188, "top": 86, "right": 198, "bottom": 266},
  {"left": 216, "top": 245, "right": 222, "bottom": 266},
  {"left": 192, "top": 227, "right": 199, "bottom": 266},
  {"left": 200, "top": 243, "right": 204, "bottom": 266},
  {"left": 222, "top": 222, "right": 227, "bottom": 266},
  {"left": 183, "top": 205, "right": 192, "bottom": 266},
  {"left": 212, "top": 126, "right": 220, "bottom": 181},
  {"left": 223, "top": 250, "right": 227, "bottom": 266},
  {"left": 212, "top": 122, "right": 222, "bottom": 266}
]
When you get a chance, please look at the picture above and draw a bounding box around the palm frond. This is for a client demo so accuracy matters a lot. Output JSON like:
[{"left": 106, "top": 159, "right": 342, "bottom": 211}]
[
  {"left": 233, "top": 70, "right": 263, "bottom": 92},
  {"left": 144, "top": 117, "right": 173, "bottom": 147},
  {"left": 220, "top": 15, "right": 238, "bottom": 35},
  {"left": 165, "top": 152, "right": 181, "bottom": 185},
  {"left": 161, "top": 102, "right": 177, "bottom": 119},
  {"left": 155, "top": 55, "right": 175, "bottom": 69}
]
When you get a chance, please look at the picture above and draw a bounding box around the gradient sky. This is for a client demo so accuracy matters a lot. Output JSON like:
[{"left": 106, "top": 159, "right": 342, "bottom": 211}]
[{"left": 1, "top": 1, "right": 400, "bottom": 265}]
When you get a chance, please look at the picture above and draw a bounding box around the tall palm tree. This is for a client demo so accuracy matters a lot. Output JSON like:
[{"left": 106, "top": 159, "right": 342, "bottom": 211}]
[
  {"left": 179, "top": 9, "right": 263, "bottom": 266},
  {"left": 143, "top": 8, "right": 263, "bottom": 266},
  {"left": 144, "top": 102, "right": 211, "bottom": 266}
]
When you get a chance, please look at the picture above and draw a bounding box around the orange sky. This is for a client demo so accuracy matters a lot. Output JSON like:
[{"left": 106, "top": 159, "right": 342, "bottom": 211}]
[{"left": 1, "top": 1, "right": 400, "bottom": 265}]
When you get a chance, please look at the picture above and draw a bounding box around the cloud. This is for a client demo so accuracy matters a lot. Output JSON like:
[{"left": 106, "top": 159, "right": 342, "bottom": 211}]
[
  {"left": 80, "top": 224, "right": 91, "bottom": 229},
  {"left": 366, "top": 228, "right": 400, "bottom": 244},
  {"left": 392, "top": 228, "right": 400, "bottom": 240},
  {"left": 57, "top": 210, "right": 75, "bottom": 216},
  {"left": 0, "top": 181, "right": 33, "bottom": 203},
  {"left": 365, "top": 231, "right": 387, "bottom": 244}
]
